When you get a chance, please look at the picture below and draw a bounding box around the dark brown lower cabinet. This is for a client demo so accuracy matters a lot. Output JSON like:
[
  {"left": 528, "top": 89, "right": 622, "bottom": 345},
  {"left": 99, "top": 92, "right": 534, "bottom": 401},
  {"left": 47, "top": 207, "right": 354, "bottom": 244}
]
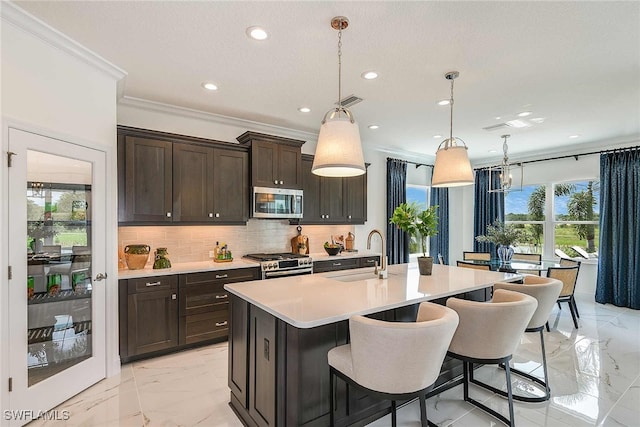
[
  {"left": 125, "top": 275, "right": 178, "bottom": 357},
  {"left": 119, "top": 267, "right": 260, "bottom": 363},
  {"left": 312, "top": 255, "right": 380, "bottom": 273}
]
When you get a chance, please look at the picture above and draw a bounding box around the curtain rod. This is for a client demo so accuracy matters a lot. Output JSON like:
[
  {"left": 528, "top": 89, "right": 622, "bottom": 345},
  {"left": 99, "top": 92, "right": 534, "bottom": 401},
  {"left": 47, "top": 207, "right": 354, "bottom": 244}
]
[
  {"left": 386, "top": 157, "right": 433, "bottom": 168},
  {"left": 476, "top": 145, "right": 639, "bottom": 171}
]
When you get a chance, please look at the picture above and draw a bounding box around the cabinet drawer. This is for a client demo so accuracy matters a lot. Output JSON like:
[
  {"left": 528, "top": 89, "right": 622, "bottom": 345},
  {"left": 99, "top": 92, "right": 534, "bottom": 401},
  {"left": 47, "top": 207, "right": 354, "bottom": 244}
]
[
  {"left": 180, "top": 310, "right": 229, "bottom": 345},
  {"left": 359, "top": 256, "right": 380, "bottom": 268},
  {"left": 128, "top": 275, "right": 178, "bottom": 294},
  {"left": 181, "top": 268, "right": 260, "bottom": 287},
  {"left": 314, "top": 258, "right": 359, "bottom": 273},
  {"left": 180, "top": 283, "right": 229, "bottom": 316}
]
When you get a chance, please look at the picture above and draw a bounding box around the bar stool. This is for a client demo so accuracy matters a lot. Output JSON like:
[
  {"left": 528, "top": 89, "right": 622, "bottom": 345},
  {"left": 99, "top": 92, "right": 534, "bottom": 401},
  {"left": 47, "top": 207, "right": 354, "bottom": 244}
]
[
  {"left": 327, "top": 302, "right": 459, "bottom": 427},
  {"left": 492, "top": 276, "right": 562, "bottom": 402},
  {"left": 446, "top": 289, "right": 537, "bottom": 427}
]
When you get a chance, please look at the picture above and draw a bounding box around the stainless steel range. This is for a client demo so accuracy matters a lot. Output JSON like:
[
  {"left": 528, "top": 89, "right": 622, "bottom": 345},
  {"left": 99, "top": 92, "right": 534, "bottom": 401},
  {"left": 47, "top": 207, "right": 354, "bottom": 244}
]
[{"left": 244, "top": 253, "right": 313, "bottom": 279}]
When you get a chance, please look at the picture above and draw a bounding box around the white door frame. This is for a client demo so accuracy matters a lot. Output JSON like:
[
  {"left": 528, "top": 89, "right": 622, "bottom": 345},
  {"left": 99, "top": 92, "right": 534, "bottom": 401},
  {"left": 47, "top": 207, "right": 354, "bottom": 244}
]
[{"left": 0, "top": 120, "right": 120, "bottom": 424}]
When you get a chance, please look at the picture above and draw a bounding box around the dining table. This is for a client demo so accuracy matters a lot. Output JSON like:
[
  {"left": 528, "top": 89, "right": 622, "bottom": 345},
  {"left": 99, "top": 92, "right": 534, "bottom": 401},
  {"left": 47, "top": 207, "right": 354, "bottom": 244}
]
[{"left": 461, "top": 258, "right": 561, "bottom": 273}]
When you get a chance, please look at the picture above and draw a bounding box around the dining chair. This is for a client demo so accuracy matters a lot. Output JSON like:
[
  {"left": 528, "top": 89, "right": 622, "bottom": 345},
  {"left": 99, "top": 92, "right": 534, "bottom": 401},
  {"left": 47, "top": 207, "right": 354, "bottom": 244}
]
[
  {"left": 328, "top": 302, "right": 459, "bottom": 427},
  {"left": 456, "top": 260, "right": 491, "bottom": 271},
  {"left": 493, "top": 276, "right": 563, "bottom": 402},
  {"left": 559, "top": 257, "right": 580, "bottom": 267},
  {"left": 462, "top": 251, "right": 491, "bottom": 261},
  {"left": 547, "top": 265, "right": 581, "bottom": 328},
  {"left": 437, "top": 254, "right": 445, "bottom": 265},
  {"left": 446, "top": 289, "right": 537, "bottom": 427},
  {"left": 512, "top": 253, "right": 541, "bottom": 262}
]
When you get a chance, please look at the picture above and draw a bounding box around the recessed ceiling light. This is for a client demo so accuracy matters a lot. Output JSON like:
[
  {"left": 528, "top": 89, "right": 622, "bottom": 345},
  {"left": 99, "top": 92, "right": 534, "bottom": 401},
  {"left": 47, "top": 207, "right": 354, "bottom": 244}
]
[
  {"left": 569, "top": 134, "right": 580, "bottom": 139},
  {"left": 488, "top": 149, "right": 498, "bottom": 153},
  {"left": 506, "top": 119, "right": 531, "bottom": 128},
  {"left": 437, "top": 100, "right": 450, "bottom": 106},
  {"left": 517, "top": 111, "right": 532, "bottom": 117},
  {"left": 201, "top": 82, "right": 218, "bottom": 91},
  {"left": 368, "top": 124, "right": 379, "bottom": 130},
  {"left": 361, "top": 71, "right": 378, "bottom": 80},
  {"left": 495, "top": 116, "right": 502, "bottom": 120},
  {"left": 298, "top": 107, "right": 311, "bottom": 113},
  {"left": 433, "top": 134, "right": 442, "bottom": 139},
  {"left": 246, "top": 26, "right": 269, "bottom": 41},
  {"left": 530, "top": 117, "right": 545, "bottom": 123}
]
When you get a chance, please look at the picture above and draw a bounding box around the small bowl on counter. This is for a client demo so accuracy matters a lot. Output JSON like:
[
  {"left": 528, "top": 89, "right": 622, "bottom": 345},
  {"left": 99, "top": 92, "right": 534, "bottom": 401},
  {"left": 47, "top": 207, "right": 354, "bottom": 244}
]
[{"left": 324, "top": 245, "right": 342, "bottom": 256}]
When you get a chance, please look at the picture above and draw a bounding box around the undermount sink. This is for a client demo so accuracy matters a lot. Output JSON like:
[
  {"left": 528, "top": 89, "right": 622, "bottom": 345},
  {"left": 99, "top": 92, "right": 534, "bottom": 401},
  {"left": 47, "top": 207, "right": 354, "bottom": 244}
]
[{"left": 330, "top": 271, "right": 394, "bottom": 282}]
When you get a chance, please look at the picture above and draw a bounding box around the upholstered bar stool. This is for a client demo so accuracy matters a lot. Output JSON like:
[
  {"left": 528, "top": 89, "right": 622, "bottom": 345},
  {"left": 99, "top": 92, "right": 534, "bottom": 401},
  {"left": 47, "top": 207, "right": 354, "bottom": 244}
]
[
  {"left": 327, "top": 302, "right": 459, "bottom": 427},
  {"left": 446, "top": 289, "right": 537, "bottom": 427},
  {"left": 492, "top": 276, "right": 562, "bottom": 402}
]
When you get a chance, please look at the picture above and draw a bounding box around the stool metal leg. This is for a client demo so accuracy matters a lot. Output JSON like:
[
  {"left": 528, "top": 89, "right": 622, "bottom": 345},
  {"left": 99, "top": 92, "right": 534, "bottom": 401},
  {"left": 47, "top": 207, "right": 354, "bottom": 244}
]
[
  {"left": 391, "top": 400, "right": 397, "bottom": 427},
  {"left": 329, "top": 368, "right": 335, "bottom": 427}
]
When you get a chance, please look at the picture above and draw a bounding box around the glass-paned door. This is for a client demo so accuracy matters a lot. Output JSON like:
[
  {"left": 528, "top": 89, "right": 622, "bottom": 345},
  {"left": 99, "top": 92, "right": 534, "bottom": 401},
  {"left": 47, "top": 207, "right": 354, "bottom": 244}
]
[{"left": 8, "top": 128, "right": 106, "bottom": 424}]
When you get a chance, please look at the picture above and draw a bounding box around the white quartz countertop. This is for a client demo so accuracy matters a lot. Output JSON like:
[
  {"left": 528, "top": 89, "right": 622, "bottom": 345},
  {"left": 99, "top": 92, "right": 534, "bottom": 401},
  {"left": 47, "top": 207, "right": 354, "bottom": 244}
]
[
  {"left": 118, "top": 252, "right": 381, "bottom": 279},
  {"left": 118, "top": 259, "right": 261, "bottom": 279},
  {"left": 224, "top": 263, "right": 521, "bottom": 329}
]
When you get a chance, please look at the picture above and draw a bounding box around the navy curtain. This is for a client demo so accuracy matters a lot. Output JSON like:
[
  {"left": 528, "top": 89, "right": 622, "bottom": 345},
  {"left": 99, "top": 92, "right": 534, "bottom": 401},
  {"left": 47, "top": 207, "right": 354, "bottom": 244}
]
[
  {"left": 596, "top": 148, "right": 640, "bottom": 309},
  {"left": 430, "top": 187, "right": 449, "bottom": 264},
  {"left": 386, "top": 158, "right": 408, "bottom": 264},
  {"left": 473, "top": 169, "right": 505, "bottom": 254}
]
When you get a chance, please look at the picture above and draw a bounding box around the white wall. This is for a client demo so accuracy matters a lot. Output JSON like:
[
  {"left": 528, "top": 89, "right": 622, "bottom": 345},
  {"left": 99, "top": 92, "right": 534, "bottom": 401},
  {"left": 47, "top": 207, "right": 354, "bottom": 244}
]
[{"left": 1, "top": 2, "right": 125, "bottom": 412}]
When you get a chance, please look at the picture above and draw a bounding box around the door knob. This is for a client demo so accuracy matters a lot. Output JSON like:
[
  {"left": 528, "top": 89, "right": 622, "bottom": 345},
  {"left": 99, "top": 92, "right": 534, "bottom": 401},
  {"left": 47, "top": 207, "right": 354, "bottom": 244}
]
[{"left": 95, "top": 273, "right": 108, "bottom": 281}]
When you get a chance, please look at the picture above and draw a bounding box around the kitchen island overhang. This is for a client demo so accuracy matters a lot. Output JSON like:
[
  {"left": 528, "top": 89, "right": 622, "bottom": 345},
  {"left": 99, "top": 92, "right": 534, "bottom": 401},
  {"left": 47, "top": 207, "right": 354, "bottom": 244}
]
[{"left": 224, "top": 263, "right": 521, "bottom": 427}]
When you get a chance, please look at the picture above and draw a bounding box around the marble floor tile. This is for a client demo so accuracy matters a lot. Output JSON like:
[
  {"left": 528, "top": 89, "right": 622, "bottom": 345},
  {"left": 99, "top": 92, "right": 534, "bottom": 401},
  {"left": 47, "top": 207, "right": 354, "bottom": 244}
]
[{"left": 26, "top": 298, "right": 639, "bottom": 427}]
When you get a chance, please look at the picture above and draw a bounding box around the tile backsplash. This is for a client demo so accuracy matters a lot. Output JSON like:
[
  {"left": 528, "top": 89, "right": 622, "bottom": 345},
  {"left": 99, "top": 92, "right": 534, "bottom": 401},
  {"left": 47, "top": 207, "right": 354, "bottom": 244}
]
[{"left": 118, "top": 220, "right": 356, "bottom": 268}]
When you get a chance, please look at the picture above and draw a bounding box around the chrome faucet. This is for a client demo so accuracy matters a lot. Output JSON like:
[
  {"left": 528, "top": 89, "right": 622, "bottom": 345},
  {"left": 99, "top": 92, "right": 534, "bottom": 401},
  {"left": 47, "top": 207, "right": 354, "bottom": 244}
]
[{"left": 366, "top": 229, "right": 388, "bottom": 279}]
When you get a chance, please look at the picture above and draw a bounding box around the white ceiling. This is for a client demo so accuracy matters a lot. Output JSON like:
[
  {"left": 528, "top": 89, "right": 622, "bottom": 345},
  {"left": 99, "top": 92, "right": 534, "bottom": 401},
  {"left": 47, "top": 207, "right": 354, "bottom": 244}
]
[{"left": 16, "top": 1, "right": 640, "bottom": 165}]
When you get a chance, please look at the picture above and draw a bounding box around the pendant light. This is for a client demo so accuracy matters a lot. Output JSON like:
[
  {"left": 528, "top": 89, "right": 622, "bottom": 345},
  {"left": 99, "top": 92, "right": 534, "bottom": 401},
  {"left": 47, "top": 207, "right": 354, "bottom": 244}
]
[
  {"left": 488, "top": 134, "right": 523, "bottom": 193},
  {"left": 431, "top": 71, "right": 474, "bottom": 187},
  {"left": 312, "top": 16, "right": 365, "bottom": 177}
]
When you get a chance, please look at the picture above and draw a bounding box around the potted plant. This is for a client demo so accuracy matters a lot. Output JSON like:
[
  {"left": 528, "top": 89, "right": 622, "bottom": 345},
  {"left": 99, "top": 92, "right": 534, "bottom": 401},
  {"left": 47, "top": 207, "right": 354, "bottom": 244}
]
[
  {"left": 27, "top": 220, "right": 56, "bottom": 253},
  {"left": 390, "top": 202, "right": 439, "bottom": 275},
  {"left": 475, "top": 220, "right": 525, "bottom": 264}
]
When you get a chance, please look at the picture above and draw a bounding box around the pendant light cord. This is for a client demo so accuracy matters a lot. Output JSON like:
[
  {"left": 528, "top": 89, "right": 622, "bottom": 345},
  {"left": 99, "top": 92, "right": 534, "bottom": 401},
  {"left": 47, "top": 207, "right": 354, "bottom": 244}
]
[
  {"left": 449, "top": 77, "right": 455, "bottom": 145},
  {"left": 337, "top": 25, "right": 343, "bottom": 108}
]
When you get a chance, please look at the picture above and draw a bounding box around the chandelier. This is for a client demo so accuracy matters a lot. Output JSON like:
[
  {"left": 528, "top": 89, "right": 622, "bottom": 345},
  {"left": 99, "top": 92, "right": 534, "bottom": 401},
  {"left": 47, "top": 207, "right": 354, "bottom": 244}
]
[
  {"left": 488, "top": 134, "right": 523, "bottom": 193},
  {"left": 312, "top": 16, "right": 366, "bottom": 177},
  {"left": 431, "top": 71, "right": 474, "bottom": 187}
]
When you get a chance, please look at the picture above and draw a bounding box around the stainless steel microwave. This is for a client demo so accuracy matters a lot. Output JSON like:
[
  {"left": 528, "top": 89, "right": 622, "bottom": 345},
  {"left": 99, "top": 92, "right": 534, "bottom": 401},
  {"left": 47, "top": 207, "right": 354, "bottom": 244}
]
[{"left": 252, "top": 186, "right": 303, "bottom": 219}]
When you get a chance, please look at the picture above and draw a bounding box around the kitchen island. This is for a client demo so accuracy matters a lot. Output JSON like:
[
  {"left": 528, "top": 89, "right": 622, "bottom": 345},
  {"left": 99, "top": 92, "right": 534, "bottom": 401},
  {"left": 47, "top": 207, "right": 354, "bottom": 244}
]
[{"left": 224, "top": 263, "right": 520, "bottom": 427}]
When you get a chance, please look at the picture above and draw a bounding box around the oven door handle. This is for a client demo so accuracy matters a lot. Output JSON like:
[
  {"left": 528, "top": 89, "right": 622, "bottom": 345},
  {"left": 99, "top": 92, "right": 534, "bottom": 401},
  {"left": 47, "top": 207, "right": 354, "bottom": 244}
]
[{"left": 265, "top": 267, "right": 313, "bottom": 278}]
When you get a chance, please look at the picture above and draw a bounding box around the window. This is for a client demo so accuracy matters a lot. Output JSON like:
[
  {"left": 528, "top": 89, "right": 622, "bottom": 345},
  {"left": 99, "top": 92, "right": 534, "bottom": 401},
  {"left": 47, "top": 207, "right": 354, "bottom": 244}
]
[
  {"left": 406, "top": 185, "right": 429, "bottom": 255},
  {"left": 505, "top": 180, "right": 600, "bottom": 258}
]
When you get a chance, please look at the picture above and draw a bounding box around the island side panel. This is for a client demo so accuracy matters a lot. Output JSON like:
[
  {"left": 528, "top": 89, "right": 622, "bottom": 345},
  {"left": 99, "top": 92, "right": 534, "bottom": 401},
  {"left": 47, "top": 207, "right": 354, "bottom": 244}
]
[{"left": 249, "top": 304, "right": 277, "bottom": 427}]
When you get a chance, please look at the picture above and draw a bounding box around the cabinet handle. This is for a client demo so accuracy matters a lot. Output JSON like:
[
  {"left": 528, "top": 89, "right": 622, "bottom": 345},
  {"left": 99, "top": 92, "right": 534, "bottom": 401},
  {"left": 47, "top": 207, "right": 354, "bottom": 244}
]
[
  {"left": 274, "top": 179, "right": 278, "bottom": 185},
  {"left": 366, "top": 259, "right": 375, "bottom": 264},
  {"left": 166, "top": 212, "right": 172, "bottom": 218},
  {"left": 348, "top": 215, "right": 352, "bottom": 219},
  {"left": 145, "top": 281, "right": 162, "bottom": 287},
  {"left": 333, "top": 262, "right": 342, "bottom": 266},
  {"left": 215, "top": 213, "right": 220, "bottom": 218},
  {"left": 321, "top": 214, "right": 325, "bottom": 219},
  {"left": 215, "top": 294, "right": 228, "bottom": 299},
  {"left": 215, "top": 274, "right": 228, "bottom": 279},
  {"left": 171, "top": 294, "right": 177, "bottom": 300},
  {"left": 215, "top": 321, "right": 228, "bottom": 327},
  {"left": 279, "top": 180, "right": 283, "bottom": 185},
  {"left": 326, "top": 214, "right": 329, "bottom": 219},
  {"left": 209, "top": 213, "right": 213, "bottom": 218}
]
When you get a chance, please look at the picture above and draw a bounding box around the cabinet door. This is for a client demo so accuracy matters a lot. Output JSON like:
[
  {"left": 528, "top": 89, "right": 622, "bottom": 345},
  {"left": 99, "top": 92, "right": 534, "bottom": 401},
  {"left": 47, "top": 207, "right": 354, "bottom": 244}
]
[
  {"left": 249, "top": 305, "right": 277, "bottom": 427},
  {"left": 251, "top": 141, "right": 278, "bottom": 187},
  {"left": 320, "top": 177, "right": 345, "bottom": 222},
  {"left": 173, "top": 142, "right": 214, "bottom": 222},
  {"left": 313, "top": 258, "right": 359, "bottom": 273},
  {"left": 300, "top": 156, "right": 322, "bottom": 223},
  {"left": 344, "top": 172, "right": 367, "bottom": 224},
  {"left": 121, "top": 136, "right": 173, "bottom": 222},
  {"left": 213, "top": 149, "right": 249, "bottom": 222},
  {"left": 278, "top": 144, "right": 302, "bottom": 189},
  {"left": 127, "top": 277, "right": 178, "bottom": 356},
  {"left": 229, "top": 295, "right": 249, "bottom": 408}
]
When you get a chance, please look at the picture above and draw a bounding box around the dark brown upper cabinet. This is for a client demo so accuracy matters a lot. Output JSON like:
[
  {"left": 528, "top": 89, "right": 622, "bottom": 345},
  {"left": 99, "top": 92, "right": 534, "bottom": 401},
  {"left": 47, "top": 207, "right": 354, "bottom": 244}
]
[
  {"left": 297, "top": 154, "right": 368, "bottom": 225},
  {"left": 237, "top": 131, "right": 304, "bottom": 190},
  {"left": 118, "top": 126, "right": 249, "bottom": 225}
]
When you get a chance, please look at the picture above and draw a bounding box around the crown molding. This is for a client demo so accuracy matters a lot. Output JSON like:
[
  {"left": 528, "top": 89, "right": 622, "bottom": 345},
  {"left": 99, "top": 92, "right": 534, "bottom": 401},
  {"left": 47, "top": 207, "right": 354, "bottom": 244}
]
[
  {"left": 118, "top": 96, "right": 319, "bottom": 143},
  {"left": 1, "top": 1, "right": 127, "bottom": 85}
]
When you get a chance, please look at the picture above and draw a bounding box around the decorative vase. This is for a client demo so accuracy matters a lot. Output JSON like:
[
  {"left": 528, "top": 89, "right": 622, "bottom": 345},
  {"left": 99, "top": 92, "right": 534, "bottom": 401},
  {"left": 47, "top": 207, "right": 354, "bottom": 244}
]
[
  {"left": 417, "top": 256, "right": 434, "bottom": 276},
  {"left": 497, "top": 245, "right": 515, "bottom": 264},
  {"left": 153, "top": 247, "right": 172, "bottom": 269},
  {"left": 124, "top": 244, "right": 150, "bottom": 270}
]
